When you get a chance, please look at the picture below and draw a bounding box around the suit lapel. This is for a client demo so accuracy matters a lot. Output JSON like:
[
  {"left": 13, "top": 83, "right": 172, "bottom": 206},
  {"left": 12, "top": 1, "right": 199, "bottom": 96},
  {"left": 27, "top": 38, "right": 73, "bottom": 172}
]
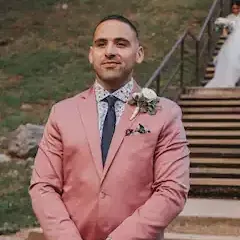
[
  {"left": 77, "top": 87, "right": 103, "bottom": 179},
  {"left": 101, "top": 82, "right": 141, "bottom": 183}
]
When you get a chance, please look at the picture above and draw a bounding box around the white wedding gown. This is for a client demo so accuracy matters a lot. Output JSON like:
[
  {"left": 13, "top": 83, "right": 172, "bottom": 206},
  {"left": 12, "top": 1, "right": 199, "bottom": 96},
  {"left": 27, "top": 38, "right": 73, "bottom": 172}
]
[{"left": 205, "top": 18, "right": 240, "bottom": 88}]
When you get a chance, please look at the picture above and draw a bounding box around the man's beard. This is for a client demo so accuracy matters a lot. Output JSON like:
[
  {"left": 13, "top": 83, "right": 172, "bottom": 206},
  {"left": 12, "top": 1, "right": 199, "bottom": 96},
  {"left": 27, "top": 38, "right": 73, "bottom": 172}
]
[{"left": 94, "top": 66, "right": 132, "bottom": 83}]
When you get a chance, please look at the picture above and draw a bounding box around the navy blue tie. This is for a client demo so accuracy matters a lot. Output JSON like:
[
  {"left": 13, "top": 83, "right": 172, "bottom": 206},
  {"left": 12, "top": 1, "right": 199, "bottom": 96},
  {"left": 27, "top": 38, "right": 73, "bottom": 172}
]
[{"left": 101, "top": 95, "right": 118, "bottom": 166}]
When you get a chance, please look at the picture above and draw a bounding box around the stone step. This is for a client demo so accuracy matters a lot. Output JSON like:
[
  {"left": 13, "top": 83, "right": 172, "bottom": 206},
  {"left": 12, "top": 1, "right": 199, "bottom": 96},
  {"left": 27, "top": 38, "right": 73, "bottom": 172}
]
[
  {"left": 204, "top": 73, "right": 214, "bottom": 78},
  {"left": 207, "top": 62, "right": 215, "bottom": 67},
  {"left": 190, "top": 178, "right": 240, "bottom": 186},
  {"left": 202, "top": 79, "right": 211, "bottom": 84},
  {"left": 190, "top": 157, "right": 240, "bottom": 165},
  {"left": 190, "top": 167, "right": 240, "bottom": 175},
  {"left": 179, "top": 100, "right": 240, "bottom": 106},
  {"left": 167, "top": 216, "right": 240, "bottom": 238},
  {"left": 205, "top": 66, "right": 215, "bottom": 71},
  {"left": 179, "top": 199, "right": 240, "bottom": 219},
  {"left": 186, "top": 130, "right": 240, "bottom": 137},
  {"left": 190, "top": 147, "right": 240, "bottom": 155},
  {"left": 165, "top": 233, "right": 240, "bottom": 240},
  {"left": 216, "top": 39, "right": 224, "bottom": 44},
  {"left": 215, "top": 46, "right": 222, "bottom": 50},
  {"left": 189, "top": 138, "right": 240, "bottom": 145},
  {"left": 184, "top": 122, "right": 240, "bottom": 129},
  {"left": 180, "top": 94, "right": 240, "bottom": 100},
  {"left": 183, "top": 114, "right": 240, "bottom": 120},
  {"left": 166, "top": 199, "right": 240, "bottom": 236},
  {"left": 182, "top": 107, "right": 240, "bottom": 113},
  {"left": 184, "top": 87, "right": 240, "bottom": 95},
  {"left": 202, "top": 76, "right": 211, "bottom": 80}
]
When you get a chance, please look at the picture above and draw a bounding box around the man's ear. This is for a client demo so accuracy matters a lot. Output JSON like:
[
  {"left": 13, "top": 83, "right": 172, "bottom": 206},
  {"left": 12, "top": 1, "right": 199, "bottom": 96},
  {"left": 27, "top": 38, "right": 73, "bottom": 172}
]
[
  {"left": 136, "top": 45, "right": 144, "bottom": 64},
  {"left": 89, "top": 46, "right": 93, "bottom": 64}
]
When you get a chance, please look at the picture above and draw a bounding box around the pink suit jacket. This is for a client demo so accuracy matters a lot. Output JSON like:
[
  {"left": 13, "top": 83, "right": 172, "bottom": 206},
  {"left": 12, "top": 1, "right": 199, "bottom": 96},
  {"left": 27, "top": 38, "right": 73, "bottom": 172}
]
[{"left": 29, "top": 83, "right": 190, "bottom": 240}]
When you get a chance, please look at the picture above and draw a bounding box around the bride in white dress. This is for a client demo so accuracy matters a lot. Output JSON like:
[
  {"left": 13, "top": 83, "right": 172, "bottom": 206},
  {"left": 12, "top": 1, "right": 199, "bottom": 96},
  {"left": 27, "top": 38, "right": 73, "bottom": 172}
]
[{"left": 205, "top": 16, "right": 240, "bottom": 88}]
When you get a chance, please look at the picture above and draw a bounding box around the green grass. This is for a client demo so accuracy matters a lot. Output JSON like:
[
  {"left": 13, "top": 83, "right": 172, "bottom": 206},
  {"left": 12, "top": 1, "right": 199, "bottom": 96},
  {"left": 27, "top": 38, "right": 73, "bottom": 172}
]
[
  {"left": 0, "top": 160, "right": 39, "bottom": 234},
  {"left": 0, "top": 0, "right": 212, "bottom": 133},
  {"left": 0, "top": 49, "right": 93, "bottom": 133},
  {"left": 0, "top": 0, "right": 212, "bottom": 233}
]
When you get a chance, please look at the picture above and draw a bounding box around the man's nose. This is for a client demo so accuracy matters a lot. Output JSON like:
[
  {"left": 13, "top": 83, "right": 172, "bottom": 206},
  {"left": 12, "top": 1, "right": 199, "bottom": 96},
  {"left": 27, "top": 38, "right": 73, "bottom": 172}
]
[{"left": 105, "top": 43, "right": 117, "bottom": 57}]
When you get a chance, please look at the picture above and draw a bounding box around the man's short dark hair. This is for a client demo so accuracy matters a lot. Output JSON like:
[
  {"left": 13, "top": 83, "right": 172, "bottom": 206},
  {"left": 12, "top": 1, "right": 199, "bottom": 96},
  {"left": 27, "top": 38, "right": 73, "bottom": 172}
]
[
  {"left": 94, "top": 14, "right": 139, "bottom": 39},
  {"left": 232, "top": 0, "right": 240, "bottom": 6}
]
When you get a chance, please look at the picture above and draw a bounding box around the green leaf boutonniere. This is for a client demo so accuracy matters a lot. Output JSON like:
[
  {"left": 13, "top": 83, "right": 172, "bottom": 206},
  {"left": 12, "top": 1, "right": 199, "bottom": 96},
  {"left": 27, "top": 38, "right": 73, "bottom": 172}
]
[
  {"left": 125, "top": 124, "right": 151, "bottom": 136},
  {"left": 128, "top": 88, "right": 160, "bottom": 120}
]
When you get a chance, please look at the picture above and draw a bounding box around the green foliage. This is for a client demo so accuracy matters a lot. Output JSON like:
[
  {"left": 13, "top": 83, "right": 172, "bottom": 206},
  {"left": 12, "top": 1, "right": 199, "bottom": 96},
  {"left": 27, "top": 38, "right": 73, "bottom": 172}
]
[
  {"left": 0, "top": 161, "right": 39, "bottom": 234},
  {"left": 0, "top": 50, "right": 73, "bottom": 77},
  {"left": 0, "top": 50, "right": 93, "bottom": 133},
  {"left": 0, "top": 0, "right": 67, "bottom": 11}
]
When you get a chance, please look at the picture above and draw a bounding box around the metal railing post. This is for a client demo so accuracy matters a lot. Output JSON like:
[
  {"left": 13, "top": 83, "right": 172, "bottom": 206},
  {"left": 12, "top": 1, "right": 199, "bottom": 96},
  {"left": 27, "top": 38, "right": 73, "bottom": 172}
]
[
  {"left": 229, "top": 0, "right": 233, "bottom": 16},
  {"left": 220, "top": 0, "right": 224, "bottom": 17},
  {"left": 208, "top": 20, "right": 212, "bottom": 59},
  {"left": 196, "top": 40, "right": 200, "bottom": 85},
  {"left": 156, "top": 74, "right": 160, "bottom": 95},
  {"left": 180, "top": 39, "right": 184, "bottom": 90}
]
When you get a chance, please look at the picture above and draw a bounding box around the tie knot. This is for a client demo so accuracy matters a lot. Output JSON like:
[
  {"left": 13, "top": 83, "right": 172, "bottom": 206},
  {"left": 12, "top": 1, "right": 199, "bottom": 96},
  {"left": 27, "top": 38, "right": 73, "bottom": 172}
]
[{"left": 104, "top": 95, "right": 118, "bottom": 108}]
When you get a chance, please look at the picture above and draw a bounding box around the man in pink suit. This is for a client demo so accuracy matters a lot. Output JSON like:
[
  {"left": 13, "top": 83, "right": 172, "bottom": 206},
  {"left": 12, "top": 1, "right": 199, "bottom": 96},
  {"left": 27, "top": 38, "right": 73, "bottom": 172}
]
[{"left": 29, "top": 15, "right": 190, "bottom": 240}]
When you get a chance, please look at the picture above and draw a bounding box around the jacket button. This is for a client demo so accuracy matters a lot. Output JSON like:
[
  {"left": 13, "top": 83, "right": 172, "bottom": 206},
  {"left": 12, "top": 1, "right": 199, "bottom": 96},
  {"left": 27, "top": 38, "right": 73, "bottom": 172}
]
[{"left": 100, "top": 192, "right": 106, "bottom": 199}]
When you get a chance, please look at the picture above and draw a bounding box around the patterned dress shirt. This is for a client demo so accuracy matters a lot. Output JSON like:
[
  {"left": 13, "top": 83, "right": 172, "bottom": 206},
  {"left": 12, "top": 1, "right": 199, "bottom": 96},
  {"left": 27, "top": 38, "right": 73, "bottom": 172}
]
[{"left": 94, "top": 80, "right": 134, "bottom": 139}]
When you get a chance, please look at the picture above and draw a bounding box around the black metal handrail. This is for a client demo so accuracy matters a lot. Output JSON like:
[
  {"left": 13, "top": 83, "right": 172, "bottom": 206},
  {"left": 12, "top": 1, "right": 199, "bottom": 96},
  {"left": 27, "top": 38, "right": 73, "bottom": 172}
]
[
  {"left": 144, "top": 30, "right": 189, "bottom": 95},
  {"left": 144, "top": 0, "right": 231, "bottom": 99}
]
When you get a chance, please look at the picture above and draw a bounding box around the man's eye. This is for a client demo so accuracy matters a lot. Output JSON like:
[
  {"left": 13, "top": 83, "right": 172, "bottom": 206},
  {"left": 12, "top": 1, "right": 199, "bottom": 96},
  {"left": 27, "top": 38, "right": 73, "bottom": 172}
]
[
  {"left": 117, "top": 42, "right": 127, "bottom": 47},
  {"left": 96, "top": 42, "right": 105, "bottom": 47}
]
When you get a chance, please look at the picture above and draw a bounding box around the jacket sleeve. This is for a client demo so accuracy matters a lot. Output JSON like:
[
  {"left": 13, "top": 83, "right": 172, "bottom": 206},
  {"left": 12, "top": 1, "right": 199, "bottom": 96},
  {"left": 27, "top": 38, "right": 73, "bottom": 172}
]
[
  {"left": 108, "top": 104, "right": 190, "bottom": 240},
  {"left": 29, "top": 105, "right": 83, "bottom": 240}
]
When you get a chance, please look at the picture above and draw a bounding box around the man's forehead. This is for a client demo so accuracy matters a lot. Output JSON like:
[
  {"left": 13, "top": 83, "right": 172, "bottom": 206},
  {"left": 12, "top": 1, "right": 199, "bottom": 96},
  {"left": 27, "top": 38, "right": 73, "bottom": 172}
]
[{"left": 93, "top": 20, "right": 137, "bottom": 40}]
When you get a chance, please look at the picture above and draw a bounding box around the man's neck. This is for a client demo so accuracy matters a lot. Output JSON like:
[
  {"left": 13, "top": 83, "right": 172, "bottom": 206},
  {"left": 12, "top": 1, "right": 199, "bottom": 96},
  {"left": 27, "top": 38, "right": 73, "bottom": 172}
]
[{"left": 96, "top": 77, "right": 133, "bottom": 93}]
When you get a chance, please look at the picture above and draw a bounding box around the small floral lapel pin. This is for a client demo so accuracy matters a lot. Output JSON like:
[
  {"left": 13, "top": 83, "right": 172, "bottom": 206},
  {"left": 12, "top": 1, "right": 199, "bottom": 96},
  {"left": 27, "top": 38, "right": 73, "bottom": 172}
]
[
  {"left": 128, "top": 88, "right": 160, "bottom": 121},
  {"left": 126, "top": 124, "right": 151, "bottom": 136}
]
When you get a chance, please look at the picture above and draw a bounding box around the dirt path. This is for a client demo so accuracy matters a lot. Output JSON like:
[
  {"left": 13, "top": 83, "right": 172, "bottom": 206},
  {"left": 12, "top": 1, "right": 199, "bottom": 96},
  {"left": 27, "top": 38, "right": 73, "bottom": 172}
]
[
  {"left": 1, "top": 221, "right": 240, "bottom": 240},
  {"left": 0, "top": 228, "right": 41, "bottom": 240}
]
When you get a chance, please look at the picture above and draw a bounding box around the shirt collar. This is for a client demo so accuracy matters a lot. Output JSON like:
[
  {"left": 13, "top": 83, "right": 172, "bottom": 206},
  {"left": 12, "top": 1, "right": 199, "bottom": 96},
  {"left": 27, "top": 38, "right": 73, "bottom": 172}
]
[{"left": 94, "top": 79, "right": 134, "bottom": 103}]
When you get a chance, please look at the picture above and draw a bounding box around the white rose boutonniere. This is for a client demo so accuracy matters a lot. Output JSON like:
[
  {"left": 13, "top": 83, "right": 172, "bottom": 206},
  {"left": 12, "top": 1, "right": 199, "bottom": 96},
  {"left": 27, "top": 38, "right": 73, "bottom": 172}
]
[{"left": 128, "top": 88, "right": 160, "bottom": 120}]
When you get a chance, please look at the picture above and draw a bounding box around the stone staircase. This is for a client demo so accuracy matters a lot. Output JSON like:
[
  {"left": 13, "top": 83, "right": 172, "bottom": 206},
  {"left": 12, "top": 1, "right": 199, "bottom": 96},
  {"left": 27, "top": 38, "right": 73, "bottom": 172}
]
[
  {"left": 178, "top": 87, "right": 240, "bottom": 198},
  {"left": 202, "top": 35, "right": 228, "bottom": 86},
  {"left": 165, "top": 234, "right": 239, "bottom": 240}
]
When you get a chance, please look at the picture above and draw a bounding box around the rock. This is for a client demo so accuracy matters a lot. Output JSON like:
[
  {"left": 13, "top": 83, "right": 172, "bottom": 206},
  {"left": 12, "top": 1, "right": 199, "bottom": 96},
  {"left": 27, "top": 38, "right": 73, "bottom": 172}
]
[
  {"left": 7, "top": 169, "right": 19, "bottom": 178},
  {"left": 26, "top": 157, "right": 34, "bottom": 162},
  {"left": 0, "top": 136, "right": 8, "bottom": 149},
  {"left": 62, "top": 3, "right": 68, "bottom": 10},
  {"left": 26, "top": 157, "right": 35, "bottom": 169},
  {"left": 20, "top": 103, "right": 33, "bottom": 111},
  {"left": 8, "top": 124, "right": 44, "bottom": 158},
  {"left": 0, "top": 154, "right": 11, "bottom": 163}
]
